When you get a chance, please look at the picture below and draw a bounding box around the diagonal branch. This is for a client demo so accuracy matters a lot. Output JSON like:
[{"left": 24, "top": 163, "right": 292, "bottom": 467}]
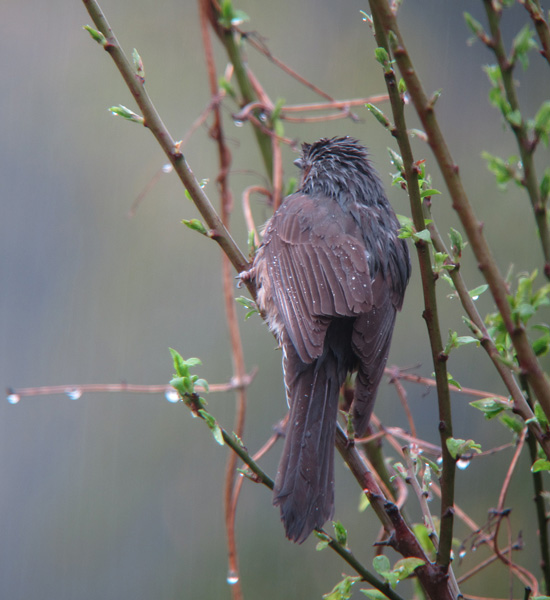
[
  {"left": 82, "top": 0, "right": 249, "bottom": 277},
  {"left": 368, "top": 0, "right": 550, "bottom": 424},
  {"left": 368, "top": 5, "right": 457, "bottom": 577}
]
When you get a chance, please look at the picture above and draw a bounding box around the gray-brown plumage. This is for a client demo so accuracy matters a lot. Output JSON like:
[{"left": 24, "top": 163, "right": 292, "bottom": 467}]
[{"left": 244, "top": 137, "right": 410, "bottom": 543}]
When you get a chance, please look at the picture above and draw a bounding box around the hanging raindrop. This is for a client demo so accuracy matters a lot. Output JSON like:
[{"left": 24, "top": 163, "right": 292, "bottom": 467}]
[
  {"left": 456, "top": 458, "right": 471, "bottom": 470},
  {"left": 226, "top": 570, "right": 239, "bottom": 585},
  {"left": 7, "top": 393, "right": 20, "bottom": 405},
  {"left": 165, "top": 389, "right": 180, "bottom": 403},
  {"left": 65, "top": 388, "right": 82, "bottom": 401}
]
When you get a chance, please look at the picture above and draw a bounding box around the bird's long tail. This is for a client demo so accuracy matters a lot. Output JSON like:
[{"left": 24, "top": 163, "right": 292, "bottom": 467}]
[{"left": 273, "top": 340, "right": 345, "bottom": 543}]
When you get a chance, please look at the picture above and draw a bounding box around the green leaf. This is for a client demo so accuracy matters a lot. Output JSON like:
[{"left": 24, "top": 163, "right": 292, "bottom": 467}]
[
  {"left": 446, "top": 437, "right": 482, "bottom": 459},
  {"left": 419, "top": 455, "right": 442, "bottom": 479},
  {"left": 499, "top": 413, "right": 525, "bottom": 435},
  {"left": 285, "top": 177, "right": 298, "bottom": 196},
  {"left": 448, "top": 227, "right": 464, "bottom": 258},
  {"left": 374, "top": 47, "right": 391, "bottom": 67},
  {"left": 358, "top": 491, "right": 370, "bottom": 512},
  {"left": 333, "top": 521, "right": 348, "bottom": 546},
  {"left": 392, "top": 557, "right": 425, "bottom": 579},
  {"left": 372, "top": 554, "right": 423, "bottom": 589},
  {"left": 482, "top": 151, "right": 516, "bottom": 188},
  {"left": 447, "top": 372, "right": 462, "bottom": 389},
  {"left": 270, "top": 97, "right": 286, "bottom": 123},
  {"left": 506, "top": 109, "right": 522, "bottom": 128},
  {"left": 483, "top": 64, "right": 502, "bottom": 86},
  {"left": 468, "top": 284, "right": 488, "bottom": 300},
  {"left": 194, "top": 378, "right": 209, "bottom": 392},
  {"left": 388, "top": 148, "right": 404, "bottom": 172},
  {"left": 198, "top": 409, "right": 224, "bottom": 445},
  {"left": 535, "top": 102, "right": 550, "bottom": 146},
  {"left": 132, "top": 48, "right": 145, "bottom": 80},
  {"left": 464, "top": 12, "right": 485, "bottom": 39},
  {"left": 540, "top": 167, "right": 550, "bottom": 201},
  {"left": 314, "top": 530, "right": 331, "bottom": 551},
  {"left": 367, "top": 103, "right": 391, "bottom": 129},
  {"left": 185, "top": 357, "right": 202, "bottom": 367},
  {"left": 236, "top": 295, "right": 259, "bottom": 320},
  {"left": 322, "top": 575, "right": 360, "bottom": 600},
  {"left": 182, "top": 218, "right": 208, "bottom": 236},
  {"left": 532, "top": 459, "right": 550, "bottom": 473},
  {"left": 420, "top": 188, "right": 441, "bottom": 199},
  {"left": 535, "top": 402, "right": 550, "bottom": 429},
  {"left": 470, "top": 397, "right": 509, "bottom": 419},
  {"left": 109, "top": 105, "right": 144, "bottom": 125},
  {"left": 413, "top": 229, "right": 432, "bottom": 244},
  {"left": 511, "top": 24, "right": 537, "bottom": 70},
  {"left": 412, "top": 523, "right": 437, "bottom": 559},
  {"left": 170, "top": 348, "right": 190, "bottom": 377},
  {"left": 218, "top": 0, "right": 249, "bottom": 27},
  {"left": 398, "top": 78, "right": 407, "bottom": 95},
  {"left": 218, "top": 76, "right": 237, "bottom": 100},
  {"left": 372, "top": 555, "right": 391, "bottom": 575},
  {"left": 169, "top": 376, "right": 187, "bottom": 398},
  {"left": 83, "top": 25, "right": 107, "bottom": 47},
  {"left": 533, "top": 327, "right": 550, "bottom": 357},
  {"left": 316, "top": 539, "right": 330, "bottom": 551}
]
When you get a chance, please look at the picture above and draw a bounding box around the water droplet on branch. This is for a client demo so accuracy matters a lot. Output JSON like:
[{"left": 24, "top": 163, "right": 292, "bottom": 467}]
[
  {"left": 165, "top": 389, "right": 180, "bottom": 403},
  {"left": 7, "top": 393, "right": 20, "bottom": 405},
  {"left": 65, "top": 388, "right": 82, "bottom": 401},
  {"left": 226, "top": 570, "right": 239, "bottom": 585}
]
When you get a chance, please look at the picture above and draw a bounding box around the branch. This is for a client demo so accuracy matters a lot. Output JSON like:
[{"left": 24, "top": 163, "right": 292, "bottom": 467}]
[
  {"left": 204, "top": 0, "right": 274, "bottom": 181},
  {"left": 368, "top": 5, "right": 457, "bottom": 576},
  {"left": 481, "top": 0, "right": 550, "bottom": 278},
  {"left": 81, "top": 0, "right": 249, "bottom": 277},
  {"left": 423, "top": 204, "right": 550, "bottom": 459},
  {"left": 520, "top": 0, "right": 550, "bottom": 66},
  {"left": 186, "top": 402, "right": 407, "bottom": 600},
  {"left": 367, "top": 0, "right": 550, "bottom": 424}
]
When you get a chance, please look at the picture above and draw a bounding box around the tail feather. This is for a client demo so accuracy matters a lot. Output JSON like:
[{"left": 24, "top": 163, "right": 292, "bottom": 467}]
[{"left": 273, "top": 354, "right": 342, "bottom": 543}]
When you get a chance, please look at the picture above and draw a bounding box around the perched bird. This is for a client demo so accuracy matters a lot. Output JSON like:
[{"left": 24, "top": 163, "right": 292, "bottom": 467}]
[{"left": 243, "top": 137, "right": 410, "bottom": 543}]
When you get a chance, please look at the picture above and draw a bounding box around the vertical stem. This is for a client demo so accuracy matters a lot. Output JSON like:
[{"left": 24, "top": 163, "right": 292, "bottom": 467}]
[
  {"left": 522, "top": 375, "right": 550, "bottom": 594},
  {"left": 199, "top": 3, "right": 248, "bottom": 598},
  {"left": 482, "top": 0, "right": 550, "bottom": 278},
  {"left": 367, "top": 0, "right": 550, "bottom": 424},
  {"left": 369, "top": 4, "right": 456, "bottom": 578}
]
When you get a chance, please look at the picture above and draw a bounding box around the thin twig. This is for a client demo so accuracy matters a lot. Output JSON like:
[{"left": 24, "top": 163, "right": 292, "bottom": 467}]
[
  {"left": 7, "top": 377, "right": 254, "bottom": 400},
  {"left": 387, "top": 371, "right": 417, "bottom": 437},
  {"left": 282, "top": 94, "right": 389, "bottom": 113},
  {"left": 481, "top": 1, "right": 550, "bottom": 278},
  {"left": 242, "top": 185, "right": 269, "bottom": 247},
  {"left": 367, "top": 0, "right": 550, "bottom": 425},
  {"left": 334, "top": 424, "right": 455, "bottom": 600},
  {"left": 520, "top": 0, "right": 550, "bottom": 66},
  {"left": 368, "top": 4, "right": 456, "bottom": 574},
  {"left": 81, "top": 0, "right": 250, "bottom": 280},
  {"left": 423, "top": 199, "right": 550, "bottom": 458},
  {"left": 199, "top": 3, "right": 248, "bottom": 596}
]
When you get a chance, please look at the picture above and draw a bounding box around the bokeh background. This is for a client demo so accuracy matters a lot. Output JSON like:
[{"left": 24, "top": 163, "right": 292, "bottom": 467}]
[{"left": 2, "top": 1, "right": 550, "bottom": 598}]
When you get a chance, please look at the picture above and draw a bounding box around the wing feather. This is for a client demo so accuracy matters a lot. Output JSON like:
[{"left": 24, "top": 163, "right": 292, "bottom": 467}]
[{"left": 259, "top": 193, "right": 374, "bottom": 362}]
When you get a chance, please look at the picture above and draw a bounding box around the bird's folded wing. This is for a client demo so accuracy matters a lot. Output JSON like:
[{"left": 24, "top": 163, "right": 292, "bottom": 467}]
[{"left": 262, "top": 193, "right": 374, "bottom": 363}]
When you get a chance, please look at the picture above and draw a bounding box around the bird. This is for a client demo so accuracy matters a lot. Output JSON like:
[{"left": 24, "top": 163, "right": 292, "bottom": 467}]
[{"left": 242, "top": 136, "right": 411, "bottom": 543}]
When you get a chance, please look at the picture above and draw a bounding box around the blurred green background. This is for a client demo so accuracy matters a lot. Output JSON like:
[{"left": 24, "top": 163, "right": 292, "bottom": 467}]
[{"left": 2, "top": 1, "right": 550, "bottom": 598}]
